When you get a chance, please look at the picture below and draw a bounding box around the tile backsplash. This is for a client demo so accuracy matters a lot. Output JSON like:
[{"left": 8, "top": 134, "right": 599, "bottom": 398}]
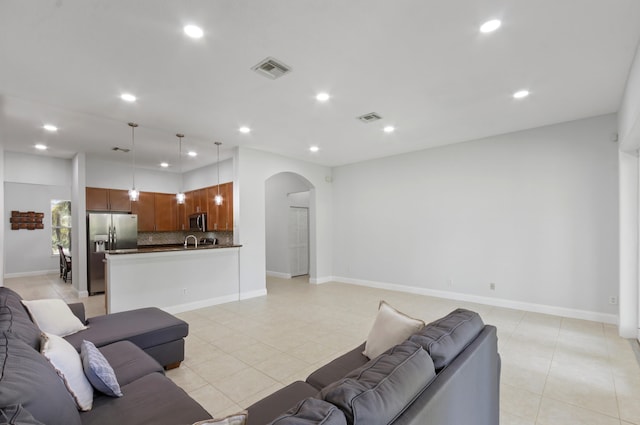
[{"left": 137, "top": 231, "right": 233, "bottom": 246}]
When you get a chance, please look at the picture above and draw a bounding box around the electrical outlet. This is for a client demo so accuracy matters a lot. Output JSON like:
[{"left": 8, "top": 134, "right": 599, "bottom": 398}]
[
  {"left": 182, "top": 288, "right": 187, "bottom": 295},
  {"left": 447, "top": 278, "right": 453, "bottom": 287},
  {"left": 609, "top": 296, "right": 617, "bottom": 305},
  {"left": 489, "top": 283, "right": 495, "bottom": 291}
]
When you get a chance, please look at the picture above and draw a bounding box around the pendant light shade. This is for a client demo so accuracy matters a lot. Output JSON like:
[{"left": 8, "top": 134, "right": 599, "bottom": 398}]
[
  {"left": 214, "top": 141, "right": 223, "bottom": 205},
  {"left": 176, "top": 133, "right": 185, "bottom": 204},
  {"left": 128, "top": 122, "right": 139, "bottom": 202}
]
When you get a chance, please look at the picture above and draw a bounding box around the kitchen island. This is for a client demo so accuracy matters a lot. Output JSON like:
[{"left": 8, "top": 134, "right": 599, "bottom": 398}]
[{"left": 104, "top": 244, "right": 242, "bottom": 314}]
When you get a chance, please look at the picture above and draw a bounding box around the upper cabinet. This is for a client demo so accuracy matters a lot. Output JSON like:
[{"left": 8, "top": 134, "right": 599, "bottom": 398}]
[
  {"left": 132, "top": 192, "right": 179, "bottom": 232},
  {"left": 86, "top": 188, "right": 131, "bottom": 212},
  {"left": 207, "top": 182, "right": 233, "bottom": 231},
  {"left": 185, "top": 188, "right": 207, "bottom": 216}
]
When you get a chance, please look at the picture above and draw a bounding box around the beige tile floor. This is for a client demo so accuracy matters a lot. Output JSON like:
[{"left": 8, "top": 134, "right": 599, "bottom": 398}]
[{"left": 5, "top": 273, "right": 640, "bottom": 424}]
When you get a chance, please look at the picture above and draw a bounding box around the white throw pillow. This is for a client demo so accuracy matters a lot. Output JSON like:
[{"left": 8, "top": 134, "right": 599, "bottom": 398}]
[
  {"left": 41, "top": 332, "right": 94, "bottom": 411},
  {"left": 362, "top": 300, "right": 425, "bottom": 359},
  {"left": 22, "top": 299, "right": 87, "bottom": 337}
]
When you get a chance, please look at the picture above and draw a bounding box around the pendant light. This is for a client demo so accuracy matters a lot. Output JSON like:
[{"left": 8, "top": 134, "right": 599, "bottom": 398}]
[
  {"left": 214, "top": 141, "right": 223, "bottom": 205},
  {"left": 176, "top": 133, "right": 185, "bottom": 204},
  {"left": 128, "top": 122, "right": 139, "bottom": 202}
]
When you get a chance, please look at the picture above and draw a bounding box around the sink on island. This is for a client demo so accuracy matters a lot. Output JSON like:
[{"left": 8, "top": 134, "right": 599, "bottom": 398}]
[{"left": 104, "top": 244, "right": 242, "bottom": 314}]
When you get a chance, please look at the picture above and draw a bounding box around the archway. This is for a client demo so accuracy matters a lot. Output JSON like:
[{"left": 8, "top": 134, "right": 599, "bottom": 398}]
[{"left": 265, "top": 172, "right": 315, "bottom": 281}]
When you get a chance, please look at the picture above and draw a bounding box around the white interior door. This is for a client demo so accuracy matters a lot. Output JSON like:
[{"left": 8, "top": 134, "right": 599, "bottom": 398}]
[{"left": 289, "top": 207, "right": 309, "bottom": 277}]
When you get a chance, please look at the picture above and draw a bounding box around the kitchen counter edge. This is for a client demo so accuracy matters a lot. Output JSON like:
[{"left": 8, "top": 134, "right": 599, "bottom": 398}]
[{"left": 106, "top": 244, "right": 242, "bottom": 255}]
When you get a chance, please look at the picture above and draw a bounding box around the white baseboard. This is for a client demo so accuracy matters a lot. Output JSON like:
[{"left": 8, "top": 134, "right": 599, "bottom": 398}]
[
  {"left": 332, "top": 276, "right": 618, "bottom": 325},
  {"left": 4, "top": 269, "right": 58, "bottom": 278},
  {"left": 240, "top": 289, "right": 268, "bottom": 300},
  {"left": 161, "top": 294, "right": 240, "bottom": 315},
  {"left": 266, "top": 270, "right": 292, "bottom": 279},
  {"left": 309, "top": 276, "right": 333, "bottom": 284}
]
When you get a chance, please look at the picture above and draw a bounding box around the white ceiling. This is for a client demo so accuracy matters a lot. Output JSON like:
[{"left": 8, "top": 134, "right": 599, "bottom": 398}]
[{"left": 1, "top": 1, "right": 639, "bottom": 171}]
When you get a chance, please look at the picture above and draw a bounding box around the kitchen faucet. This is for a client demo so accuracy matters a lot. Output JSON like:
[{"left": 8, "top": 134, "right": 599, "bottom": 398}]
[{"left": 184, "top": 235, "right": 198, "bottom": 248}]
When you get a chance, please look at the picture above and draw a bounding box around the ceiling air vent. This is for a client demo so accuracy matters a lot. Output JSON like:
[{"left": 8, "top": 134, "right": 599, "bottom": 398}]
[
  {"left": 251, "top": 57, "right": 292, "bottom": 79},
  {"left": 112, "top": 147, "right": 130, "bottom": 153},
  {"left": 357, "top": 112, "right": 383, "bottom": 123}
]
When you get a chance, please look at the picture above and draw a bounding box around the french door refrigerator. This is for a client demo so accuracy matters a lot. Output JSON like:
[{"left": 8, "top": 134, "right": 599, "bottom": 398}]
[{"left": 87, "top": 213, "right": 137, "bottom": 295}]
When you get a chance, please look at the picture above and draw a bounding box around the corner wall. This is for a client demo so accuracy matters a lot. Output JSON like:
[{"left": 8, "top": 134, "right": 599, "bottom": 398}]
[
  {"left": 0, "top": 145, "right": 4, "bottom": 284},
  {"left": 332, "top": 114, "right": 619, "bottom": 322}
]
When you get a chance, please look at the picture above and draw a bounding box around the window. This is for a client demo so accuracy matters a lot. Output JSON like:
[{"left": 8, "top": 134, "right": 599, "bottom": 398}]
[{"left": 51, "top": 200, "right": 71, "bottom": 255}]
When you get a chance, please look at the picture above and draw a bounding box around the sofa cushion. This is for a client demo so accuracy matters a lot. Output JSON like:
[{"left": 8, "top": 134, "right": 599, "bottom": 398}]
[
  {"left": 0, "top": 332, "right": 81, "bottom": 425},
  {"left": 81, "top": 340, "right": 123, "bottom": 397},
  {"left": 408, "top": 308, "right": 484, "bottom": 370},
  {"left": 362, "top": 301, "right": 425, "bottom": 360},
  {"left": 64, "top": 307, "right": 188, "bottom": 353},
  {"left": 0, "top": 288, "right": 42, "bottom": 350},
  {"left": 269, "top": 398, "right": 347, "bottom": 425},
  {"left": 41, "top": 332, "right": 94, "bottom": 411},
  {"left": 306, "top": 343, "right": 369, "bottom": 390},
  {"left": 321, "top": 340, "right": 435, "bottom": 425},
  {"left": 21, "top": 299, "right": 87, "bottom": 337},
  {"left": 97, "top": 340, "right": 164, "bottom": 387},
  {"left": 0, "top": 404, "right": 44, "bottom": 425},
  {"left": 246, "top": 381, "right": 319, "bottom": 425},
  {"left": 80, "top": 372, "right": 212, "bottom": 425}
]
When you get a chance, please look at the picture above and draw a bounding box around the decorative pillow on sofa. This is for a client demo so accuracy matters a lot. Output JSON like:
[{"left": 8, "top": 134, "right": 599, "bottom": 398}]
[
  {"left": 192, "top": 411, "right": 248, "bottom": 425},
  {"left": 362, "top": 300, "right": 425, "bottom": 359},
  {"left": 0, "top": 404, "right": 44, "bottom": 425},
  {"left": 41, "top": 332, "right": 94, "bottom": 411},
  {"left": 269, "top": 398, "right": 347, "bottom": 425},
  {"left": 408, "top": 308, "right": 484, "bottom": 370},
  {"left": 322, "top": 340, "right": 435, "bottom": 425},
  {"left": 21, "top": 299, "right": 87, "bottom": 337},
  {"left": 80, "top": 340, "right": 123, "bottom": 397},
  {"left": 0, "top": 332, "right": 81, "bottom": 425}
]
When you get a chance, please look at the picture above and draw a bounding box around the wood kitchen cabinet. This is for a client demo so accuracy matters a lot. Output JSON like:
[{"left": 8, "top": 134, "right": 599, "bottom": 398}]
[
  {"left": 86, "top": 187, "right": 131, "bottom": 212},
  {"left": 207, "top": 182, "right": 233, "bottom": 231},
  {"left": 131, "top": 192, "right": 155, "bottom": 231},
  {"left": 185, "top": 189, "right": 207, "bottom": 216},
  {"left": 132, "top": 192, "right": 179, "bottom": 231}
]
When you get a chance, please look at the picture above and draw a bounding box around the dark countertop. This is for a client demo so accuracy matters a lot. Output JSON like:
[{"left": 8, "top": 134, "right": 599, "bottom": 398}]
[{"left": 107, "top": 244, "right": 242, "bottom": 255}]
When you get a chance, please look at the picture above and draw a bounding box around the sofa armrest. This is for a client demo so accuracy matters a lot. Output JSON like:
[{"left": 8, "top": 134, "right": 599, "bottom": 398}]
[{"left": 67, "top": 302, "right": 86, "bottom": 324}]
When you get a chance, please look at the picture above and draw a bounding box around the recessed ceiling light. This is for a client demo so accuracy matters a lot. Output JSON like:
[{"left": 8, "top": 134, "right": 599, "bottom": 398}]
[
  {"left": 184, "top": 25, "right": 203, "bottom": 39},
  {"left": 309, "top": 146, "right": 319, "bottom": 153},
  {"left": 513, "top": 90, "right": 530, "bottom": 99},
  {"left": 160, "top": 162, "right": 169, "bottom": 168},
  {"left": 383, "top": 126, "right": 395, "bottom": 133},
  {"left": 43, "top": 124, "right": 58, "bottom": 132},
  {"left": 120, "top": 93, "right": 136, "bottom": 102},
  {"left": 188, "top": 151, "right": 197, "bottom": 157},
  {"left": 35, "top": 144, "right": 47, "bottom": 150},
  {"left": 316, "top": 93, "right": 330, "bottom": 102},
  {"left": 480, "top": 19, "right": 501, "bottom": 33},
  {"left": 239, "top": 126, "right": 251, "bottom": 134}
]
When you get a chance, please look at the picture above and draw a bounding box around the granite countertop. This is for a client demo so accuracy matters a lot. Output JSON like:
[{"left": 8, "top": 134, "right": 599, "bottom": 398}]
[{"left": 107, "top": 244, "right": 242, "bottom": 255}]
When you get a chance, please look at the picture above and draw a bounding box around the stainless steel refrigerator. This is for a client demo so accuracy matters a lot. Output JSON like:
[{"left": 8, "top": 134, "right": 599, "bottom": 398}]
[{"left": 87, "top": 213, "right": 138, "bottom": 295}]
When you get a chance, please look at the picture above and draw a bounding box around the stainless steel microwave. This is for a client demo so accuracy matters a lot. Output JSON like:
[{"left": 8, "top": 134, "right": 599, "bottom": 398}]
[{"left": 189, "top": 213, "right": 207, "bottom": 232}]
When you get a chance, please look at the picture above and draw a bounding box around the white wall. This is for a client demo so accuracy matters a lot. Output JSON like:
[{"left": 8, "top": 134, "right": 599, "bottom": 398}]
[
  {"left": 183, "top": 158, "right": 233, "bottom": 191},
  {"left": 3, "top": 152, "right": 74, "bottom": 276},
  {"left": 265, "top": 172, "right": 313, "bottom": 277},
  {"left": 619, "top": 41, "right": 640, "bottom": 151},
  {"left": 0, "top": 146, "right": 4, "bottom": 284},
  {"left": 332, "top": 114, "right": 619, "bottom": 322},
  {"left": 86, "top": 156, "right": 180, "bottom": 193},
  {"left": 235, "top": 147, "right": 333, "bottom": 297}
]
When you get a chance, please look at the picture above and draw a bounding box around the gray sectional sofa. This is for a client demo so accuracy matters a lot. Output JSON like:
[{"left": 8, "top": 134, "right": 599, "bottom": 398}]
[
  {"left": 1, "top": 284, "right": 500, "bottom": 425},
  {"left": 247, "top": 308, "right": 500, "bottom": 425},
  {"left": 0, "top": 287, "right": 213, "bottom": 425}
]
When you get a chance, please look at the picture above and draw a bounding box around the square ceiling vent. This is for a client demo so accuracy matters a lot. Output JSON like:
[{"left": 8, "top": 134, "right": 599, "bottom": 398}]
[
  {"left": 251, "top": 57, "right": 292, "bottom": 79},
  {"left": 357, "top": 112, "right": 383, "bottom": 123}
]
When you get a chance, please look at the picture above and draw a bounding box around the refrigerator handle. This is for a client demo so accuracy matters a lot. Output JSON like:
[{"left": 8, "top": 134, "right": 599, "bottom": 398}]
[{"left": 112, "top": 226, "right": 117, "bottom": 248}]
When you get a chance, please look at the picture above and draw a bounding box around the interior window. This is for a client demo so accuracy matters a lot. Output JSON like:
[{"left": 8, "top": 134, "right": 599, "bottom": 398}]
[{"left": 51, "top": 200, "right": 72, "bottom": 254}]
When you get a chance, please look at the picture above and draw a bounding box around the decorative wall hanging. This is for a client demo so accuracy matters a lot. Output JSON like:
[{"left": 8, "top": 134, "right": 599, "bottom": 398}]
[{"left": 10, "top": 211, "right": 45, "bottom": 230}]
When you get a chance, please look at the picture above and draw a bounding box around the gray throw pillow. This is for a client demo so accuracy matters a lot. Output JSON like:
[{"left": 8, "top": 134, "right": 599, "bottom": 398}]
[
  {"left": 0, "top": 332, "right": 81, "bottom": 425},
  {"left": 80, "top": 340, "right": 123, "bottom": 397},
  {"left": 269, "top": 398, "right": 347, "bottom": 425},
  {"left": 0, "top": 404, "right": 44, "bottom": 425},
  {"left": 321, "top": 340, "right": 435, "bottom": 425},
  {"left": 409, "top": 308, "right": 484, "bottom": 370}
]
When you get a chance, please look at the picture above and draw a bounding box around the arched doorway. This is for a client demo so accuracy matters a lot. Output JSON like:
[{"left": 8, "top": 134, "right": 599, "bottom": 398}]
[{"left": 265, "top": 172, "right": 315, "bottom": 281}]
